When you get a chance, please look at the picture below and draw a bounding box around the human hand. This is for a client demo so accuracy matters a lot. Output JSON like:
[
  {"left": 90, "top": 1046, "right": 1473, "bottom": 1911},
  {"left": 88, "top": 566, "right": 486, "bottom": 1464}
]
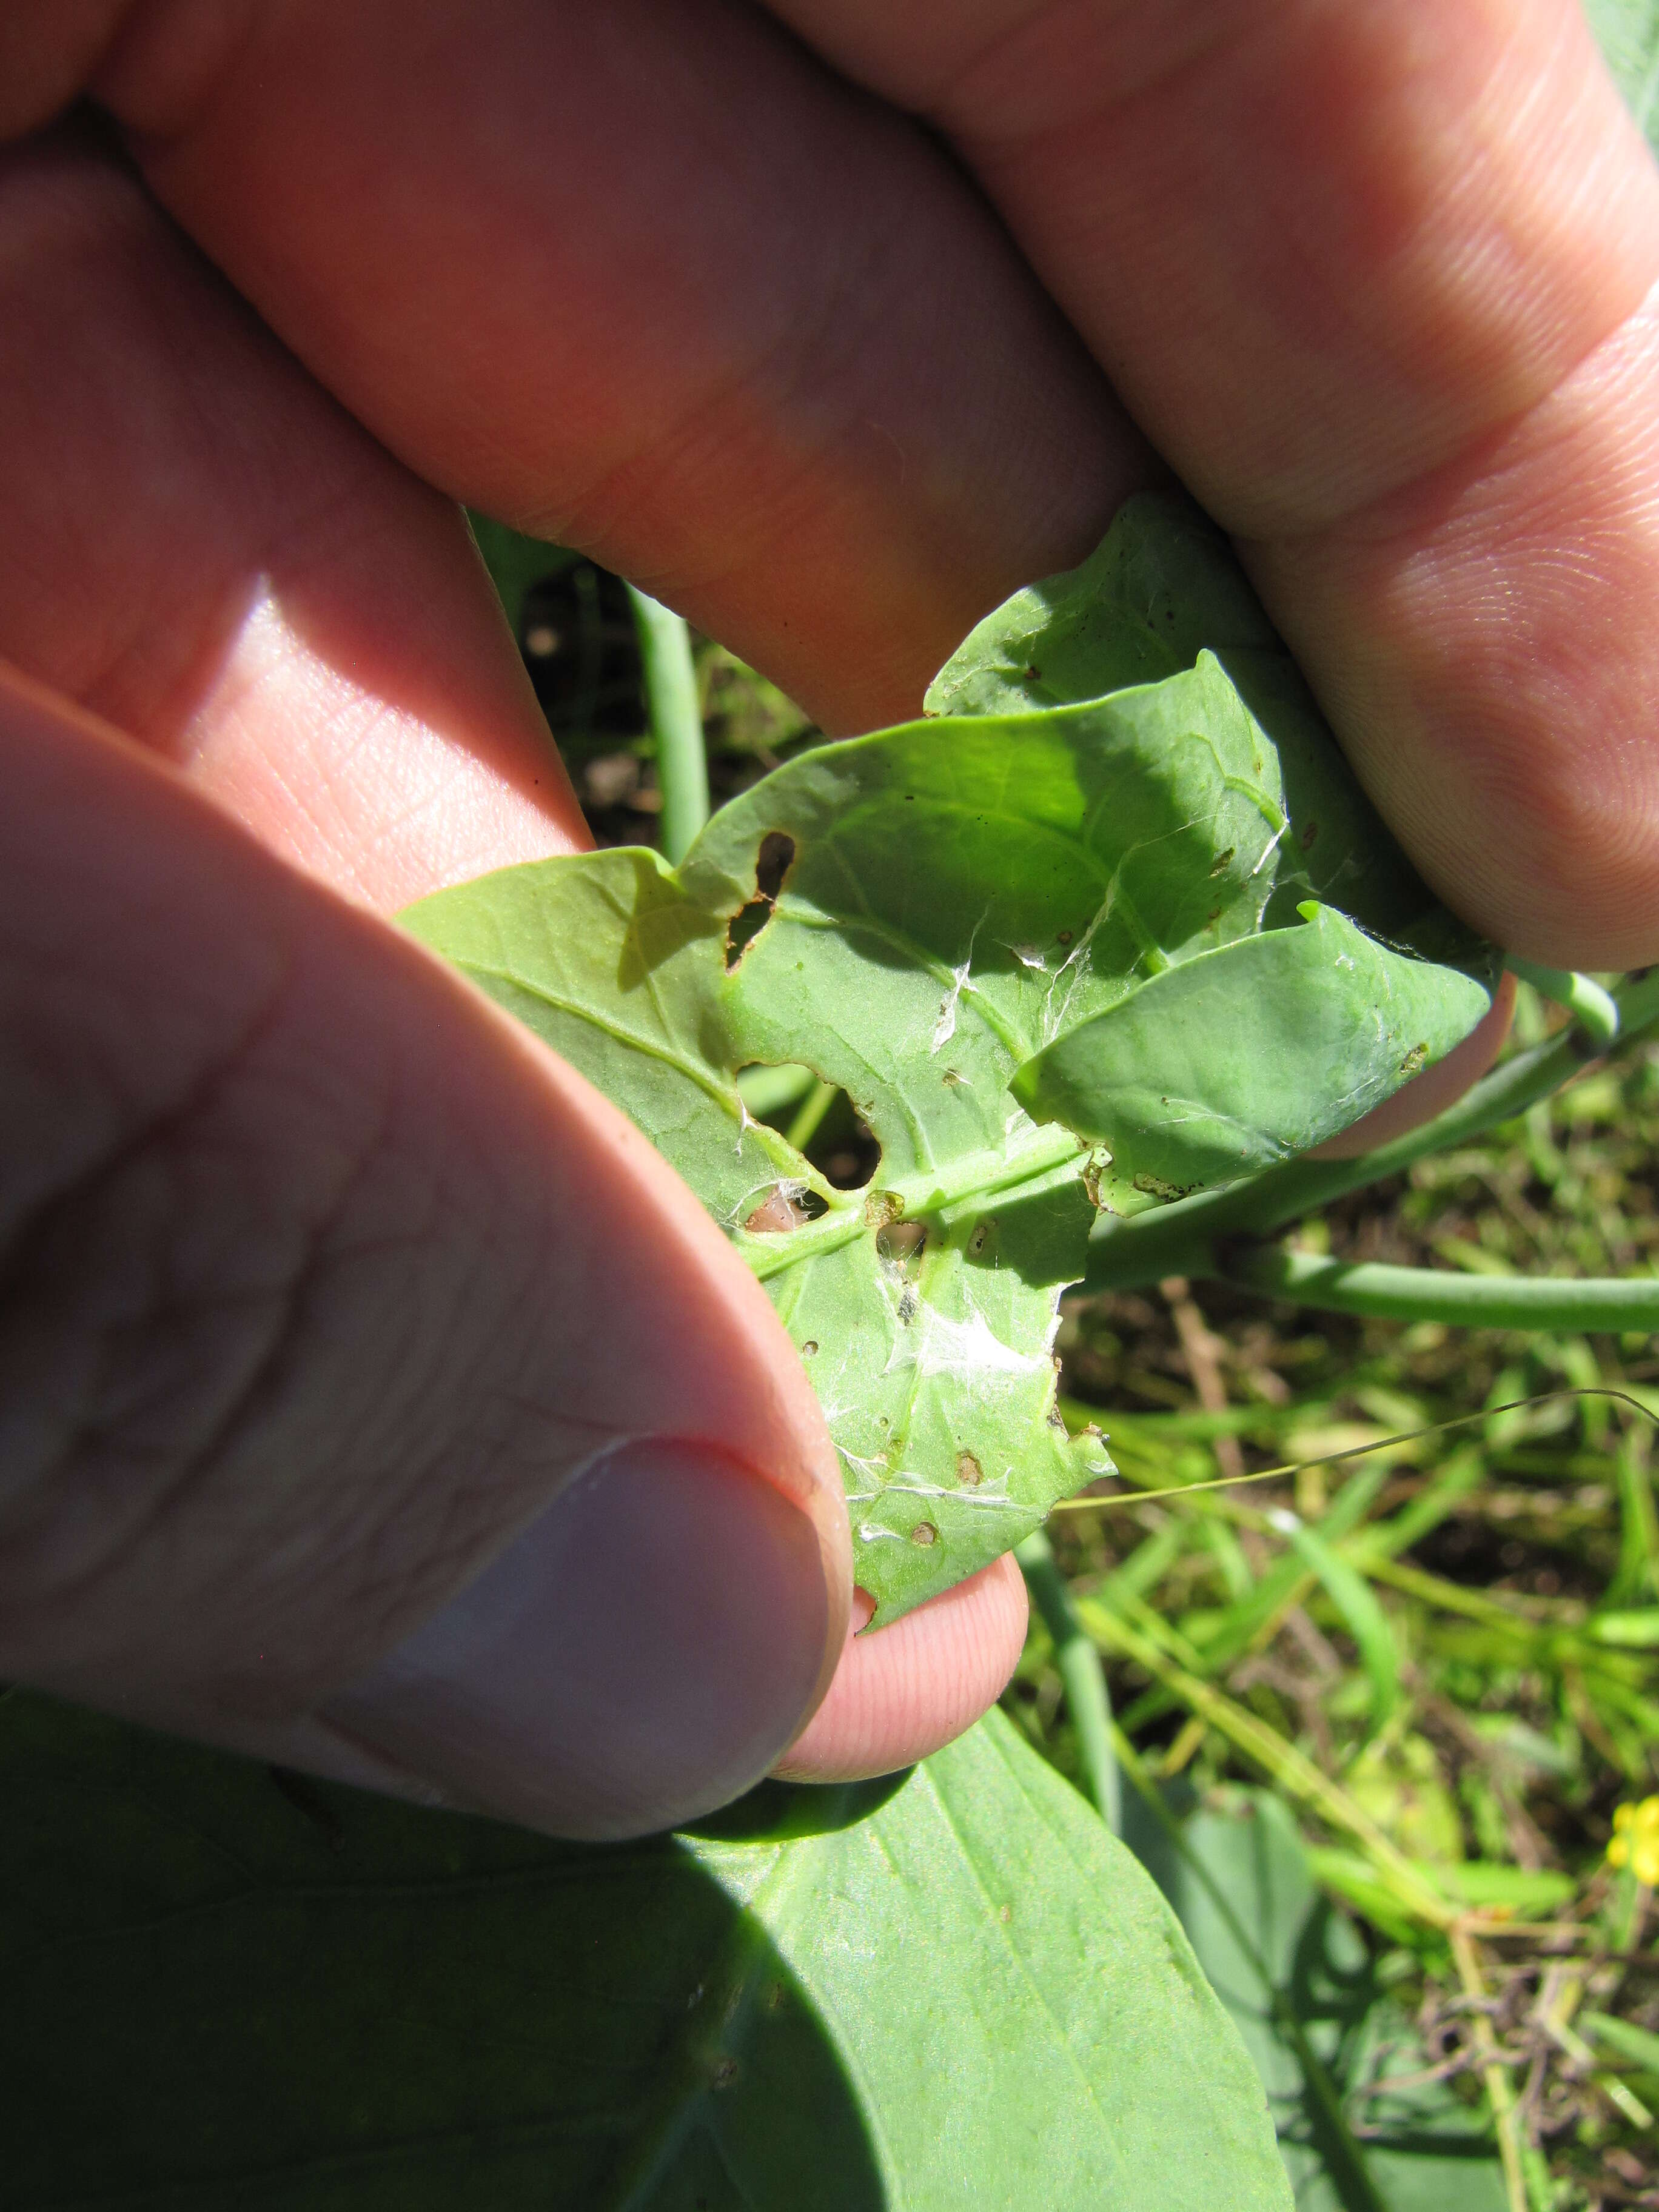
[{"left": 3, "top": 1, "right": 1651, "bottom": 1836}]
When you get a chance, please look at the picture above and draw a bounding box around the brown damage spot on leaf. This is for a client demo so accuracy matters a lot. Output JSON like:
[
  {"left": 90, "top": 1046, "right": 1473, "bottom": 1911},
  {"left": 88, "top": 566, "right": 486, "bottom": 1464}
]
[
  {"left": 1208, "top": 846, "right": 1235, "bottom": 877},
  {"left": 723, "top": 830, "right": 796, "bottom": 970},
  {"left": 1299, "top": 819, "right": 1319, "bottom": 850},
  {"left": 910, "top": 1520, "right": 939, "bottom": 1546},
  {"left": 956, "top": 1450, "right": 983, "bottom": 1487}
]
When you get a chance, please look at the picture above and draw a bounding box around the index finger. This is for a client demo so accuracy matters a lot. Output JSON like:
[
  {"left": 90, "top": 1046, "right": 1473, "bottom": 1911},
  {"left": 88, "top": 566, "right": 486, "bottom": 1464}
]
[
  {"left": 768, "top": 0, "right": 1659, "bottom": 967},
  {"left": 70, "top": 0, "right": 1144, "bottom": 736}
]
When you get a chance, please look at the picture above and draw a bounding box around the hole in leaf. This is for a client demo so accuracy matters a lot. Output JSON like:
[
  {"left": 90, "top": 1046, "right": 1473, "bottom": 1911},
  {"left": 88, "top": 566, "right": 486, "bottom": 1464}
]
[
  {"left": 877, "top": 1220, "right": 927, "bottom": 1265},
  {"left": 723, "top": 830, "right": 797, "bottom": 970},
  {"left": 754, "top": 830, "right": 796, "bottom": 899},
  {"left": 742, "top": 1181, "right": 828, "bottom": 1234},
  {"left": 725, "top": 900, "right": 771, "bottom": 970}
]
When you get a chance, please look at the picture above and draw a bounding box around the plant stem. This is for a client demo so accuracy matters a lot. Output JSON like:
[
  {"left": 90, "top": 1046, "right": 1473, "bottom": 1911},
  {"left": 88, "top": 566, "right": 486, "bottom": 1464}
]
[
  {"left": 740, "top": 1122, "right": 1087, "bottom": 1281},
  {"left": 1085, "top": 968, "right": 1659, "bottom": 1292},
  {"left": 627, "top": 585, "right": 708, "bottom": 865},
  {"left": 1450, "top": 1924, "right": 1536, "bottom": 2212},
  {"left": 1016, "top": 1530, "right": 1121, "bottom": 1831},
  {"left": 1507, "top": 959, "right": 1621, "bottom": 1047},
  {"left": 784, "top": 1079, "right": 840, "bottom": 1156},
  {"left": 1221, "top": 1245, "right": 1659, "bottom": 1332}
]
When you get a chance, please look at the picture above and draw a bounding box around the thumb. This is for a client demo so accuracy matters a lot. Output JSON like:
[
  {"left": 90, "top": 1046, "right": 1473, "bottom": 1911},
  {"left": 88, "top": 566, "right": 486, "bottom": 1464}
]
[{"left": 0, "top": 665, "right": 850, "bottom": 1839}]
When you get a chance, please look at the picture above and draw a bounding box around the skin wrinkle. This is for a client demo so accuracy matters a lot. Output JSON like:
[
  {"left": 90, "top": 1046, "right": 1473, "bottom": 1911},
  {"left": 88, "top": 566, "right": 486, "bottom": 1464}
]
[
  {"left": 1245, "top": 277, "right": 1659, "bottom": 956},
  {"left": 0, "top": 975, "right": 372, "bottom": 1594}
]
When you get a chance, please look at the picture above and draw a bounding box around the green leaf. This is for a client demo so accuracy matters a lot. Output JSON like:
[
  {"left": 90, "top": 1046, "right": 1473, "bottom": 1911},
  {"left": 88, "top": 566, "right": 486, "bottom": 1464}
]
[
  {"left": 406, "top": 497, "right": 1490, "bottom": 1615},
  {"left": 1583, "top": 0, "right": 1659, "bottom": 149},
  {"left": 1, "top": 1693, "right": 1290, "bottom": 2211},
  {"left": 1583, "top": 2008, "right": 1659, "bottom": 2079},
  {"left": 403, "top": 836, "right": 1106, "bottom": 1621},
  {"left": 926, "top": 492, "right": 1468, "bottom": 956},
  {"left": 1012, "top": 904, "right": 1491, "bottom": 1191},
  {"left": 1128, "top": 1789, "right": 1508, "bottom": 2212},
  {"left": 466, "top": 511, "right": 571, "bottom": 632}
]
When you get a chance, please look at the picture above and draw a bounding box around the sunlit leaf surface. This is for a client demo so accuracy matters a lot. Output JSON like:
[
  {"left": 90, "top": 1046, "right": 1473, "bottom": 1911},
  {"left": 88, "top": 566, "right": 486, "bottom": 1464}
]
[
  {"left": 3, "top": 1696, "right": 1290, "bottom": 2211},
  {"left": 406, "top": 497, "right": 1490, "bottom": 1615}
]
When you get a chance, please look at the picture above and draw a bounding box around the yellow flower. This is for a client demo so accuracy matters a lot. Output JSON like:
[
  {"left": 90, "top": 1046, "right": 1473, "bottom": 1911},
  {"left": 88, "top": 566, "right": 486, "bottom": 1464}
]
[{"left": 1607, "top": 1797, "right": 1659, "bottom": 1886}]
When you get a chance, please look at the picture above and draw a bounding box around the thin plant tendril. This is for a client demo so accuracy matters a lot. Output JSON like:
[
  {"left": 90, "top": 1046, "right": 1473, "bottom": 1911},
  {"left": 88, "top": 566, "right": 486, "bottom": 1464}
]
[{"left": 1048, "top": 1387, "right": 1658, "bottom": 1515}]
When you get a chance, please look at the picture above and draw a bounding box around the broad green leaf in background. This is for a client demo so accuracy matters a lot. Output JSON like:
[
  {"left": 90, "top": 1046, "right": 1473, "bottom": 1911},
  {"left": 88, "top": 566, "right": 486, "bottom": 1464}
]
[
  {"left": 407, "top": 495, "right": 1492, "bottom": 1617},
  {"left": 1127, "top": 1788, "right": 1508, "bottom": 2212},
  {"left": 1, "top": 1694, "right": 1290, "bottom": 2212}
]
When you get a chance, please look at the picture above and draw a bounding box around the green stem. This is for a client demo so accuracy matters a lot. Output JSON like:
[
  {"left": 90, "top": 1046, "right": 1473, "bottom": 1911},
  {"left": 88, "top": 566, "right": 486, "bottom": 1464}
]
[
  {"left": 1506, "top": 959, "right": 1620, "bottom": 1047},
  {"left": 627, "top": 585, "right": 708, "bottom": 866},
  {"left": 1015, "top": 1531, "right": 1121, "bottom": 1831},
  {"left": 1222, "top": 1245, "right": 1659, "bottom": 1332},
  {"left": 784, "top": 1079, "right": 840, "bottom": 1156},
  {"left": 1084, "top": 970, "right": 1659, "bottom": 1292},
  {"left": 739, "top": 1124, "right": 1087, "bottom": 1281}
]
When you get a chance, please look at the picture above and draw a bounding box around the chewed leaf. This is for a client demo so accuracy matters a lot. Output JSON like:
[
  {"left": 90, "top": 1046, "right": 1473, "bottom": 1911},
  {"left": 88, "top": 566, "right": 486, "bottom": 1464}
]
[
  {"left": 683, "top": 654, "right": 1298, "bottom": 1177},
  {"left": 404, "top": 497, "right": 1494, "bottom": 1617},
  {"left": 1011, "top": 905, "right": 1493, "bottom": 1191},
  {"left": 928, "top": 490, "right": 1463, "bottom": 951},
  {"left": 925, "top": 489, "right": 1274, "bottom": 719}
]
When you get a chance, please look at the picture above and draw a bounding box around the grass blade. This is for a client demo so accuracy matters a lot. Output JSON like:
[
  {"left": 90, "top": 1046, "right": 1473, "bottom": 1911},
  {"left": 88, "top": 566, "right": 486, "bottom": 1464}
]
[
  {"left": 1266, "top": 1508, "right": 1399, "bottom": 1726},
  {"left": 1016, "top": 1530, "right": 1121, "bottom": 1831}
]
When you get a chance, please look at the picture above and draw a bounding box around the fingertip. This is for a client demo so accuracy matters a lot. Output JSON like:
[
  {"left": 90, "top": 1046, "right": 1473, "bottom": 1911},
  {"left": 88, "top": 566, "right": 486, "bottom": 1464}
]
[
  {"left": 318, "top": 1439, "right": 840, "bottom": 1840},
  {"left": 773, "top": 1550, "right": 1028, "bottom": 1785}
]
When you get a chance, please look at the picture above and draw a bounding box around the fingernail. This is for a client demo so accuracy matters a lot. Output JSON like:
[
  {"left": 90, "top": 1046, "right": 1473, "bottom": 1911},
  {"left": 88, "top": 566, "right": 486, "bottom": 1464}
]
[{"left": 317, "top": 1440, "right": 832, "bottom": 1839}]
